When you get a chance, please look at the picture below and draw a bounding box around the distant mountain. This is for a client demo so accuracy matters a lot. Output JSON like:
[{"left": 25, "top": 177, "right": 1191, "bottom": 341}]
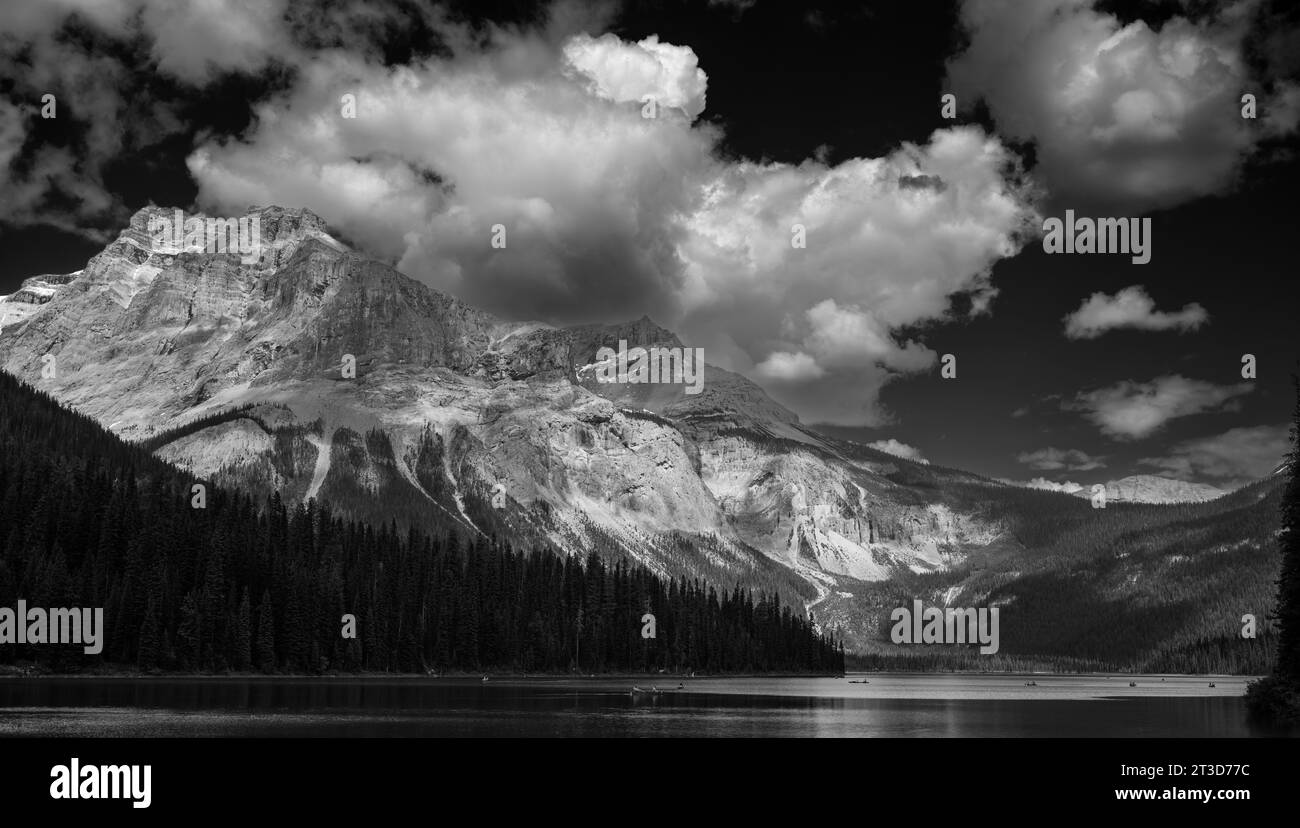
[
  {"left": 0, "top": 205, "right": 1282, "bottom": 668},
  {"left": 842, "top": 478, "right": 1282, "bottom": 673},
  {"left": 1025, "top": 474, "right": 1226, "bottom": 504},
  {"left": 0, "top": 272, "right": 78, "bottom": 330},
  {"left": 1090, "top": 475, "right": 1225, "bottom": 504}
]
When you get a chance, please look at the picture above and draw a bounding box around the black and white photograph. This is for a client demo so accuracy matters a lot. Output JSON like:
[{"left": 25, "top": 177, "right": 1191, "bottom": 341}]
[{"left": 1, "top": 0, "right": 1298, "bottom": 813}]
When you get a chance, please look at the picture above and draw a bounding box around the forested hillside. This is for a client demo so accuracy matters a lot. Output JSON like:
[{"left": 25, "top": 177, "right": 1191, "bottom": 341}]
[
  {"left": 0, "top": 371, "right": 843, "bottom": 674},
  {"left": 837, "top": 478, "right": 1284, "bottom": 674}
]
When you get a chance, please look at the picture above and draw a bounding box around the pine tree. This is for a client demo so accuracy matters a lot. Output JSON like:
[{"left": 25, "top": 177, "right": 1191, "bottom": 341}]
[
  {"left": 138, "top": 602, "right": 160, "bottom": 672},
  {"left": 1248, "top": 372, "right": 1300, "bottom": 722},
  {"left": 255, "top": 592, "right": 276, "bottom": 673},
  {"left": 176, "top": 592, "right": 201, "bottom": 670},
  {"left": 233, "top": 589, "right": 253, "bottom": 671},
  {"left": 1273, "top": 375, "right": 1300, "bottom": 681}
]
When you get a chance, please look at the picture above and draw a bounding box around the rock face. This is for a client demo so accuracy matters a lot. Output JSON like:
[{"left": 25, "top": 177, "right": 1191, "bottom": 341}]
[
  {"left": 0, "top": 272, "right": 77, "bottom": 330},
  {"left": 1, "top": 205, "right": 1014, "bottom": 642},
  {"left": 1071, "top": 475, "right": 1225, "bottom": 504},
  {"left": 1105, "top": 475, "right": 1224, "bottom": 504}
]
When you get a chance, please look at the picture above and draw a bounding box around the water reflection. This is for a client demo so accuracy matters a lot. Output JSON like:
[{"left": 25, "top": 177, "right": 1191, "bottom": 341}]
[{"left": 0, "top": 674, "right": 1286, "bottom": 738}]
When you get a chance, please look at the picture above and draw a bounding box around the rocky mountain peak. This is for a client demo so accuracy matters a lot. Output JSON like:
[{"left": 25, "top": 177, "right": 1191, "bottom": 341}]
[{"left": 115, "top": 204, "right": 349, "bottom": 273}]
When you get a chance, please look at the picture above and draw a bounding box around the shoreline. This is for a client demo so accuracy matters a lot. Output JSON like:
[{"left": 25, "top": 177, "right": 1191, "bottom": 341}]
[{"left": 0, "top": 666, "right": 1261, "bottom": 681}]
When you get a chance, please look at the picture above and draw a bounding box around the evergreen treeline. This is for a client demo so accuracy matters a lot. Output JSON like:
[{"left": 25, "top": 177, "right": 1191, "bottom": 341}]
[
  {"left": 846, "top": 631, "right": 1278, "bottom": 675},
  {"left": 0, "top": 372, "right": 843, "bottom": 674},
  {"left": 1247, "top": 374, "right": 1300, "bottom": 721}
]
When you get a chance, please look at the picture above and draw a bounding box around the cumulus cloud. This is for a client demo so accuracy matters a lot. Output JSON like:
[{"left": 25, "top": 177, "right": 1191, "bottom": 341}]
[
  {"left": 755, "top": 351, "right": 825, "bottom": 381},
  {"left": 0, "top": 0, "right": 293, "bottom": 82},
  {"left": 563, "top": 33, "right": 707, "bottom": 117},
  {"left": 185, "top": 28, "right": 1038, "bottom": 426},
  {"left": 2, "top": 1, "right": 1040, "bottom": 428},
  {"left": 866, "top": 439, "right": 929, "bottom": 464},
  {"left": 1016, "top": 446, "right": 1106, "bottom": 471},
  {"left": 1139, "top": 424, "right": 1290, "bottom": 487},
  {"left": 0, "top": 0, "right": 296, "bottom": 236},
  {"left": 189, "top": 33, "right": 717, "bottom": 325},
  {"left": 672, "top": 127, "right": 1037, "bottom": 424},
  {"left": 757, "top": 300, "right": 935, "bottom": 385},
  {"left": 1063, "top": 285, "right": 1208, "bottom": 339},
  {"left": 1023, "top": 477, "right": 1084, "bottom": 494},
  {"left": 946, "top": 0, "right": 1300, "bottom": 212},
  {"left": 1067, "top": 375, "right": 1254, "bottom": 440},
  {"left": 138, "top": 0, "right": 292, "bottom": 84},
  {"left": 0, "top": 99, "right": 27, "bottom": 183}
]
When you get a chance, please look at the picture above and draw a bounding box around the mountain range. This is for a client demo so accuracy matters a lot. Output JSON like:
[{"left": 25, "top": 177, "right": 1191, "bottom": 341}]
[{"left": 0, "top": 206, "right": 1283, "bottom": 667}]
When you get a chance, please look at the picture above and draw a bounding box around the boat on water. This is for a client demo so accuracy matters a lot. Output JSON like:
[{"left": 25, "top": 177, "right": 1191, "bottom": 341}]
[{"left": 630, "top": 685, "right": 680, "bottom": 697}]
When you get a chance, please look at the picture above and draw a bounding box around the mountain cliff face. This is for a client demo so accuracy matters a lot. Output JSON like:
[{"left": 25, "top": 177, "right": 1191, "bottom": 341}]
[
  {"left": 0, "top": 206, "right": 1273, "bottom": 655},
  {"left": 0, "top": 272, "right": 78, "bottom": 330}
]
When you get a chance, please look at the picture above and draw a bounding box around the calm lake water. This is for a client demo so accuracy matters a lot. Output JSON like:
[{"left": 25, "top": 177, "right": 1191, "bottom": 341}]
[{"left": 0, "top": 673, "right": 1285, "bottom": 737}]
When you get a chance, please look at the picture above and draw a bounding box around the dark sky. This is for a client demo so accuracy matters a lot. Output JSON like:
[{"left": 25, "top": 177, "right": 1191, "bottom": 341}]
[{"left": 1, "top": 0, "right": 1296, "bottom": 488}]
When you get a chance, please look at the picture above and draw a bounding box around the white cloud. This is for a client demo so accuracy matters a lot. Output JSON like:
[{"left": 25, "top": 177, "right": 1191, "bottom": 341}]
[
  {"left": 562, "top": 33, "right": 707, "bottom": 118},
  {"left": 1, "top": 2, "right": 1040, "bottom": 428},
  {"left": 1023, "top": 477, "right": 1084, "bottom": 494},
  {"left": 0, "top": 99, "right": 26, "bottom": 181},
  {"left": 801, "top": 300, "right": 937, "bottom": 372},
  {"left": 0, "top": 0, "right": 296, "bottom": 235},
  {"left": 946, "top": 0, "right": 1300, "bottom": 211},
  {"left": 866, "top": 439, "right": 929, "bottom": 464},
  {"left": 755, "top": 351, "right": 825, "bottom": 381},
  {"left": 673, "top": 126, "right": 1037, "bottom": 424},
  {"left": 139, "top": 0, "right": 292, "bottom": 85},
  {"left": 1067, "top": 374, "right": 1254, "bottom": 440},
  {"left": 1063, "top": 285, "right": 1208, "bottom": 339},
  {"left": 0, "top": 0, "right": 294, "bottom": 83},
  {"left": 186, "top": 32, "right": 1038, "bottom": 427},
  {"left": 0, "top": 0, "right": 137, "bottom": 39},
  {"left": 189, "top": 38, "right": 718, "bottom": 327},
  {"left": 1016, "top": 446, "right": 1106, "bottom": 471},
  {"left": 754, "top": 299, "right": 936, "bottom": 390},
  {"left": 1139, "top": 424, "right": 1290, "bottom": 487}
]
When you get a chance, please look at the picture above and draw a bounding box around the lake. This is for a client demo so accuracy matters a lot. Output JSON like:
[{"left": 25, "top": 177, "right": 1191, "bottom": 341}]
[{"left": 0, "top": 673, "right": 1283, "bottom": 737}]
